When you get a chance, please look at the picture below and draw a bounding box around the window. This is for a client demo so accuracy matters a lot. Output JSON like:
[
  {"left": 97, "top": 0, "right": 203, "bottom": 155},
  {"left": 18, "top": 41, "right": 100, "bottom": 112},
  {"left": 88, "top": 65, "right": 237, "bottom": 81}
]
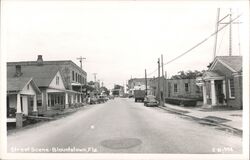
[
  {"left": 174, "top": 84, "right": 178, "bottom": 93},
  {"left": 228, "top": 78, "right": 235, "bottom": 98},
  {"left": 72, "top": 71, "right": 75, "bottom": 81},
  {"left": 75, "top": 73, "right": 78, "bottom": 82},
  {"left": 185, "top": 83, "right": 189, "bottom": 92},
  {"left": 27, "top": 84, "right": 30, "bottom": 90},
  {"left": 56, "top": 76, "right": 59, "bottom": 85}
]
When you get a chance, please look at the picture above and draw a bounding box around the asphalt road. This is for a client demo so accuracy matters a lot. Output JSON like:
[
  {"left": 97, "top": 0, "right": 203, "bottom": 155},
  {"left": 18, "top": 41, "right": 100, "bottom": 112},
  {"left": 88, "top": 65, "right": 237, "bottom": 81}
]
[{"left": 7, "top": 98, "right": 242, "bottom": 153}]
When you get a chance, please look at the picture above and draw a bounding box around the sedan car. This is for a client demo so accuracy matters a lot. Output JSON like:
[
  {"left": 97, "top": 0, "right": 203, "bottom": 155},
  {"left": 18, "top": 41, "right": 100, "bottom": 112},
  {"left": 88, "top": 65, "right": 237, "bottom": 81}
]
[{"left": 144, "top": 95, "right": 159, "bottom": 107}]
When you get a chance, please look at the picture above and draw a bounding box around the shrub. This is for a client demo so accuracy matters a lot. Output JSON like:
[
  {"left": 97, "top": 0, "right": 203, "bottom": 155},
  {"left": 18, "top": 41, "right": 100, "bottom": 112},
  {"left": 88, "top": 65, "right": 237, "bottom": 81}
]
[{"left": 165, "top": 97, "right": 197, "bottom": 107}]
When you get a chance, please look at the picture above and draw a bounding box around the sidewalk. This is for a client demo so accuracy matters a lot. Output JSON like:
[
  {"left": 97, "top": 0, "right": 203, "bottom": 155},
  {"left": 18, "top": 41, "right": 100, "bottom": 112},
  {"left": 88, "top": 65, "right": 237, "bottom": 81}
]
[{"left": 158, "top": 103, "right": 242, "bottom": 134}]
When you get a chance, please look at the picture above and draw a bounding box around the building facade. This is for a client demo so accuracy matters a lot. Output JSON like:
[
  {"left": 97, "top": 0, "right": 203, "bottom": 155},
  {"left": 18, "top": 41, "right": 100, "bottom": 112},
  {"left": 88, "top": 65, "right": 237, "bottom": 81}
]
[
  {"left": 7, "top": 77, "right": 41, "bottom": 128},
  {"left": 199, "top": 56, "right": 242, "bottom": 109},
  {"left": 7, "top": 55, "right": 88, "bottom": 120}
]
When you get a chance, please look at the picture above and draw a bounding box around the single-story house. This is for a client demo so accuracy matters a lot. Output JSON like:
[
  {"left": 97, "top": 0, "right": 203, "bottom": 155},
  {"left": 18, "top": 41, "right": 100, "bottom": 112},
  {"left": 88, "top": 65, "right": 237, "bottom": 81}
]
[
  {"left": 200, "top": 56, "right": 242, "bottom": 109},
  {"left": 7, "top": 77, "right": 41, "bottom": 128}
]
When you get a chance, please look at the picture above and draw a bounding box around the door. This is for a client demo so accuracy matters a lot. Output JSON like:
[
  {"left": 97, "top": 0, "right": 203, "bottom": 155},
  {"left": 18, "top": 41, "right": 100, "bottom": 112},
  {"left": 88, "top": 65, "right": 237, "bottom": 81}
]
[
  {"left": 216, "top": 81, "right": 224, "bottom": 104},
  {"left": 7, "top": 96, "right": 9, "bottom": 117}
]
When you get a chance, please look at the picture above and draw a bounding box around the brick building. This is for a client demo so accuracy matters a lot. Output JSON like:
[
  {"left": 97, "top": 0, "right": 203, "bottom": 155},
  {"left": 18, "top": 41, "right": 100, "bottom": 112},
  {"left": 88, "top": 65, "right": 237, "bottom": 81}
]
[{"left": 200, "top": 56, "right": 242, "bottom": 109}]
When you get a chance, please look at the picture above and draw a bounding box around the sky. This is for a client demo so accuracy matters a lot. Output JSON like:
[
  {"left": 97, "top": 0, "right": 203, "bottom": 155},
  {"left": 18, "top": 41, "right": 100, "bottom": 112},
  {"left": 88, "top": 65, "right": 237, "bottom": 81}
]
[{"left": 2, "top": 0, "right": 248, "bottom": 89}]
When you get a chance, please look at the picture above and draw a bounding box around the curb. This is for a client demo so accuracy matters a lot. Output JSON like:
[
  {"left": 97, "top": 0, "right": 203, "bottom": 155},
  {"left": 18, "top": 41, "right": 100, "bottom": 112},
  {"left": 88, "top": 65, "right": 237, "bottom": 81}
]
[{"left": 157, "top": 106, "right": 242, "bottom": 136}]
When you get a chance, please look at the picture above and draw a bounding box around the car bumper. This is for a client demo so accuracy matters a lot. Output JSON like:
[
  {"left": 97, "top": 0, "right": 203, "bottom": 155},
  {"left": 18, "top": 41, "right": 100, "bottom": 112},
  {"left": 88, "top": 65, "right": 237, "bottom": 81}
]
[{"left": 145, "top": 103, "right": 158, "bottom": 107}]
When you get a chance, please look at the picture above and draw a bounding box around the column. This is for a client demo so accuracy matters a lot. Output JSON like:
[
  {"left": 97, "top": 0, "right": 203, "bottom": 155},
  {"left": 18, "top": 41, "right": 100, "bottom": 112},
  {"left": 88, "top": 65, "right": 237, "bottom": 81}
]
[
  {"left": 48, "top": 94, "right": 51, "bottom": 107},
  {"left": 211, "top": 80, "right": 216, "bottom": 105},
  {"left": 71, "top": 94, "right": 74, "bottom": 105},
  {"left": 16, "top": 93, "right": 23, "bottom": 128},
  {"left": 46, "top": 93, "right": 48, "bottom": 106},
  {"left": 202, "top": 83, "right": 207, "bottom": 105},
  {"left": 16, "top": 93, "right": 22, "bottom": 113},
  {"left": 33, "top": 95, "right": 38, "bottom": 116},
  {"left": 79, "top": 94, "right": 82, "bottom": 103},
  {"left": 222, "top": 80, "right": 226, "bottom": 105},
  {"left": 65, "top": 92, "right": 69, "bottom": 108}
]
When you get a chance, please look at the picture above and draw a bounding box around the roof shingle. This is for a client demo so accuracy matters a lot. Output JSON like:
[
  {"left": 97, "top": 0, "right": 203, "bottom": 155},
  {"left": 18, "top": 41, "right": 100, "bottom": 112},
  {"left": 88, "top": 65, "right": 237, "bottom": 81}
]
[
  {"left": 216, "top": 56, "right": 242, "bottom": 72},
  {"left": 7, "top": 65, "right": 59, "bottom": 87}
]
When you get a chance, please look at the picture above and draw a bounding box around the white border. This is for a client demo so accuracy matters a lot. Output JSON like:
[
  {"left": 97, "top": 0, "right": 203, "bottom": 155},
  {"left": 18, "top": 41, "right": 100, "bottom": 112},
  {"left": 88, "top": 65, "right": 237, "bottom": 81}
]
[{"left": 0, "top": 1, "right": 249, "bottom": 160}]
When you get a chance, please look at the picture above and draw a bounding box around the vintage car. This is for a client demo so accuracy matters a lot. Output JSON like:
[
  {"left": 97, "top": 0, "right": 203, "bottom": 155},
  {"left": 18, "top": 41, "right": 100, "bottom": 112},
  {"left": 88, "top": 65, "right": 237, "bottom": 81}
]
[{"left": 144, "top": 95, "right": 159, "bottom": 107}]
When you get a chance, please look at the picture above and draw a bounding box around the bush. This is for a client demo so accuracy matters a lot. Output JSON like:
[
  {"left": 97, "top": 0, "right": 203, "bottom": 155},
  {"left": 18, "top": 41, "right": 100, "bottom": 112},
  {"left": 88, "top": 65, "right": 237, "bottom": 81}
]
[{"left": 165, "top": 97, "right": 197, "bottom": 107}]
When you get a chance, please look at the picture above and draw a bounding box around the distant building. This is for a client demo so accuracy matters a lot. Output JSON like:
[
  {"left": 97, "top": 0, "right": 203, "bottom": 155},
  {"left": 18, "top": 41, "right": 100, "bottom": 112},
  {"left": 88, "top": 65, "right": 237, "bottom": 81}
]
[
  {"left": 200, "top": 56, "right": 242, "bottom": 109},
  {"left": 112, "top": 84, "right": 124, "bottom": 96},
  {"left": 128, "top": 77, "right": 202, "bottom": 101},
  {"left": 127, "top": 78, "right": 154, "bottom": 95}
]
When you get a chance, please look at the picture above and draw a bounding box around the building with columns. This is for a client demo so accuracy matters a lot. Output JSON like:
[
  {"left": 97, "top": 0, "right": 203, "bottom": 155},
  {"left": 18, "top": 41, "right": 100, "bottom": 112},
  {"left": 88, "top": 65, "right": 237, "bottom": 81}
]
[
  {"left": 7, "top": 77, "right": 41, "bottom": 128},
  {"left": 7, "top": 55, "right": 87, "bottom": 127},
  {"left": 200, "top": 56, "right": 242, "bottom": 109}
]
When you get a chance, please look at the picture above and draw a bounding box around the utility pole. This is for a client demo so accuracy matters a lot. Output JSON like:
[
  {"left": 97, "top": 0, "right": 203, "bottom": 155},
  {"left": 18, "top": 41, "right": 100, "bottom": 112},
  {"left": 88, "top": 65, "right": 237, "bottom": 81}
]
[
  {"left": 93, "top": 73, "right": 97, "bottom": 82},
  {"left": 145, "top": 69, "right": 147, "bottom": 96},
  {"left": 213, "top": 8, "right": 220, "bottom": 59},
  {"left": 161, "top": 54, "right": 165, "bottom": 106},
  {"left": 77, "top": 56, "right": 86, "bottom": 102},
  {"left": 157, "top": 58, "right": 161, "bottom": 103},
  {"left": 219, "top": 8, "right": 242, "bottom": 57},
  {"left": 77, "top": 56, "right": 86, "bottom": 69},
  {"left": 229, "top": 8, "right": 232, "bottom": 56},
  {"left": 165, "top": 71, "right": 168, "bottom": 98}
]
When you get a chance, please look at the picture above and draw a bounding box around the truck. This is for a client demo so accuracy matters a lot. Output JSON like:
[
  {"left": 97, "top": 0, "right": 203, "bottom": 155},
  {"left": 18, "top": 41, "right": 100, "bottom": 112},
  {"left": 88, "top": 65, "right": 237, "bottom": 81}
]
[{"left": 134, "top": 90, "right": 146, "bottom": 102}]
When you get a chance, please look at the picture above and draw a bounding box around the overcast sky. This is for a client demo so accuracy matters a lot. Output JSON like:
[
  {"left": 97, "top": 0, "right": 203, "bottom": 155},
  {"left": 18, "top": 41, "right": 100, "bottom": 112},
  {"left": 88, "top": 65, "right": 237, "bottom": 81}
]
[{"left": 2, "top": 0, "right": 248, "bottom": 89}]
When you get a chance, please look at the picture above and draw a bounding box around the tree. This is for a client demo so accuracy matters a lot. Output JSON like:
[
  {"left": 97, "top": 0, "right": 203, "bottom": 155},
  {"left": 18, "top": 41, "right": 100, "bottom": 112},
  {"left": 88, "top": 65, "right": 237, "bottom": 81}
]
[
  {"left": 100, "top": 86, "right": 110, "bottom": 95},
  {"left": 88, "top": 81, "right": 95, "bottom": 85},
  {"left": 171, "top": 70, "right": 205, "bottom": 79}
]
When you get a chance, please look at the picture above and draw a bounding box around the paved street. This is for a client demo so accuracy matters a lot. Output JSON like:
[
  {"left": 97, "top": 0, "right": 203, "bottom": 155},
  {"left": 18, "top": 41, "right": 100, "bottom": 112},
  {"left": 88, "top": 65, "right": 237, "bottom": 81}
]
[{"left": 8, "top": 98, "right": 242, "bottom": 153}]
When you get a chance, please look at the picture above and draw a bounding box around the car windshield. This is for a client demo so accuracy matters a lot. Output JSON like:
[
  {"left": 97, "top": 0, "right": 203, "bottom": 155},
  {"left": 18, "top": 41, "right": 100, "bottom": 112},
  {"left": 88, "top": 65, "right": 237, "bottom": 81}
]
[{"left": 147, "top": 96, "right": 156, "bottom": 101}]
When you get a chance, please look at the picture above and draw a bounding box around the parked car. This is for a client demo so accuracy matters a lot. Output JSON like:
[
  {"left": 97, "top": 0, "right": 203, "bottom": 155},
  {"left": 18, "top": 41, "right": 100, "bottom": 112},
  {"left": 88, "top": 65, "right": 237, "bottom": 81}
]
[
  {"left": 144, "top": 95, "right": 159, "bottom": 107},
  {"left": 90, "top": 97, "right": 98, "bottom": 104},
  {"left": 97, "top": 95, "right": 108, "bottom": 103},
  {"left": 109, "top": 95, "right": 114, "bottom": 100}
]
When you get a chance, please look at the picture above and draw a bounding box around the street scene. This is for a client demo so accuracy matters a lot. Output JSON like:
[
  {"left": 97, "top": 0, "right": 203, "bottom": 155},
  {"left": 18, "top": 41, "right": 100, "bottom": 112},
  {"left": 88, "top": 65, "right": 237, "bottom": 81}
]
[
  {"left": 1, "top": 1, "right": 249, "bottom": 160},
  {"left": 7, "top": 98, "right": 242, "bottom": 153}
]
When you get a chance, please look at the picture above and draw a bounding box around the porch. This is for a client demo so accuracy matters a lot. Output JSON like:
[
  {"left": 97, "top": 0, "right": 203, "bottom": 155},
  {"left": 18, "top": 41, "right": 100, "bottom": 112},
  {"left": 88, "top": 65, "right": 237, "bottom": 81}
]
[{"left": 201, "top": 71, "right": 227, "bottom": 107}]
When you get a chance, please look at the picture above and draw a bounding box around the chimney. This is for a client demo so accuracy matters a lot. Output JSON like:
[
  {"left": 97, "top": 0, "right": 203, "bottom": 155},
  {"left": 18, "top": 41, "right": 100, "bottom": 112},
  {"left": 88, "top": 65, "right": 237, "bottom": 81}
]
[
  {"left": 37, "top": 55, "right": 43, "bottom": 65},
  {"left": 15, "top": 65, "right": 22, "bottom": 77}
]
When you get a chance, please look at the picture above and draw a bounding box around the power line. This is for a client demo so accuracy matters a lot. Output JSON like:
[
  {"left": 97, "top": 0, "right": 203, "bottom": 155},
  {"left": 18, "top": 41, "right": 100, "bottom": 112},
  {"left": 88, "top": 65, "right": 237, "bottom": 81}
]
[{"left": 146, "top": 13, "right": 242, "bottom": 77}]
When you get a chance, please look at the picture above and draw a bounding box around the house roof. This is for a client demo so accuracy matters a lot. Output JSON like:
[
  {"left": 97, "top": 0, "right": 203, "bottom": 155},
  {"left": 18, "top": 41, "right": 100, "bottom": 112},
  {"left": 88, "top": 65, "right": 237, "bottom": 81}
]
[
  {"left": 7, "top": 77, "right": 41, "bottom": 93},
  {"left": 210, "top": 56, "right": 242, "bottom": 72},
  {"left": 8, "top": 60, "right": 87, "bottom": 75},
  {"left": 7, "top": 65, "right": 60, "bottom": 87}
]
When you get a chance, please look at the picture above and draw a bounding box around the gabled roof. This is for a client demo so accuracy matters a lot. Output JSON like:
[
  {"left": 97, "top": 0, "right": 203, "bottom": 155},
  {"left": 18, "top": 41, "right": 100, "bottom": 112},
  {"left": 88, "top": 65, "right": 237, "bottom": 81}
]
[
  {"left": 7, "top": 77, "right": 41, "bottom": 93},
  {"left": 7, "top": 65, "right": 60, "bottom": 87},
  {"left": 209, "top": 56, "right": 242, "bottom": 72},
  {"left": 8, "top": 60, "right": 87, "bottom": 75}
]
